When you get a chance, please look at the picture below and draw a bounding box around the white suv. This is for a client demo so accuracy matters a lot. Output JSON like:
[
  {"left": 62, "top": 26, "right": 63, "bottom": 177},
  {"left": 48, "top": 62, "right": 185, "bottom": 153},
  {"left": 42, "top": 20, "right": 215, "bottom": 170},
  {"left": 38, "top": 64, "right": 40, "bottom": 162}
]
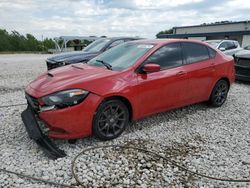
[{"left": 205, "top": 40, "right": 242, "bottom": 56}]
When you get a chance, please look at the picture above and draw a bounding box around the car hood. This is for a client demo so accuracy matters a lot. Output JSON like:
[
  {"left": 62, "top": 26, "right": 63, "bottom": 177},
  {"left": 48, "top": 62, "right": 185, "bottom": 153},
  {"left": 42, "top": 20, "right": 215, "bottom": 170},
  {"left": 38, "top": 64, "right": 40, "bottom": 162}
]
[
  {"left": 235, "top": 50, "right": 250, "bottom": 58},
  {"left": 27, "top": 64, "right": 117, "bottom": 97},
  {"left": 47, "top": 51, "right": 99, "bottom": 63}
]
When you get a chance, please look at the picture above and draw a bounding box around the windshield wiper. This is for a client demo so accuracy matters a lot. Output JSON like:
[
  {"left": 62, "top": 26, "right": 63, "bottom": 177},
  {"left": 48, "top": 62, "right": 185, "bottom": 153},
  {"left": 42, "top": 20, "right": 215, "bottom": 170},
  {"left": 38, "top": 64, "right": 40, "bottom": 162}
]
[{"left": 96, "top": 59, "right": 112, "bottom": 70}]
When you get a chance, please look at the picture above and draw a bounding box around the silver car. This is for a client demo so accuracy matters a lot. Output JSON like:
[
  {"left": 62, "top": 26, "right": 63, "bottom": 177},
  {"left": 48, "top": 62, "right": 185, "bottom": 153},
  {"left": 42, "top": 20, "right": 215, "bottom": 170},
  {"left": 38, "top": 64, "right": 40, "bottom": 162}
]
[{"left": 205, "top": 40, "right": 242, "bottom": 56}]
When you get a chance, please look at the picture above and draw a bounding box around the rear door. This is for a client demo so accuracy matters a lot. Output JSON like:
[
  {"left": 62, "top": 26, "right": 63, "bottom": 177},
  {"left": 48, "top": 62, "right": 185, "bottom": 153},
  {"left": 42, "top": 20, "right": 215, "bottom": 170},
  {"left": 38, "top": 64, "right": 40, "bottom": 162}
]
[
  {"left": 182, "top": 42, "right": 216, "bottom": 102},
  {"left": 136, "top": 42, "right": 189, "bottom": 117}
]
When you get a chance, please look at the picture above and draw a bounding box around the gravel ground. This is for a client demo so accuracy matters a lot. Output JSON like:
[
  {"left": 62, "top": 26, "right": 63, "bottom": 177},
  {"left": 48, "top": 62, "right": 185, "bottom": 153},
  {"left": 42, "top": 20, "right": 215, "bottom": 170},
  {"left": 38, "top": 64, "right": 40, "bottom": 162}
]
[{"left": 0, "top": 54, "right": 250, "bottom": 188}]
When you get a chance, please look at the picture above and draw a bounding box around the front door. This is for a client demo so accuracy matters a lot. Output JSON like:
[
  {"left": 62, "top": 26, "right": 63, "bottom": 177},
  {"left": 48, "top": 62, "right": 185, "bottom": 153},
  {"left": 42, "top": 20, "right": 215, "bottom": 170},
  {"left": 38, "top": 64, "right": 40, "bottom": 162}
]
[{"left": 135, "top": 43, "right": 189, "bottom": 117}]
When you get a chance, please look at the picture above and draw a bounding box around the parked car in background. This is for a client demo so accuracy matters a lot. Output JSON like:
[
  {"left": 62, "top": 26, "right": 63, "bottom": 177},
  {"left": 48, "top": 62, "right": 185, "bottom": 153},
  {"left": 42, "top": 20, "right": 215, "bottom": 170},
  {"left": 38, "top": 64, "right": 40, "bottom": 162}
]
[
  {"left": 234, "top": 45, "right": 250, "bottom": 81},
  {"left": 205, "top": 40, "right": 242, "bottom": 56},
  {"left": 46, "top": 37, "right": 141, "bottom": 70},
  {"left": 22, "top": 39, "right": 235, "bottom": 158}
]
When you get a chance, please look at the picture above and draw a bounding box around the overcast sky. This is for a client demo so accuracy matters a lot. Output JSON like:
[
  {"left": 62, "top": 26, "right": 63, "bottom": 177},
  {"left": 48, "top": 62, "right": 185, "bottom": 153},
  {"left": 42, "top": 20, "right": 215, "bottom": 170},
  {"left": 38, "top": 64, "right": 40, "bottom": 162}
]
[{"left": 0, "top": 0, "right": 250, "bottom": 40}]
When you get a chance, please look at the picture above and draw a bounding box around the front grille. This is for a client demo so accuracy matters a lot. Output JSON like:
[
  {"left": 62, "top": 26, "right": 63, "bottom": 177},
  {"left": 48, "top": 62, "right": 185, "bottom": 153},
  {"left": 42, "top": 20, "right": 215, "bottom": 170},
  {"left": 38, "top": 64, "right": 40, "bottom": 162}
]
[
  {"left": 25, "top": 94, "right": 39, "bottom": 111},
  {"left": 235, "top": 66, "right": 250, "bottom": 76},
  {"left": 236, "top": 58, "right": 250, "bottom": 67}
]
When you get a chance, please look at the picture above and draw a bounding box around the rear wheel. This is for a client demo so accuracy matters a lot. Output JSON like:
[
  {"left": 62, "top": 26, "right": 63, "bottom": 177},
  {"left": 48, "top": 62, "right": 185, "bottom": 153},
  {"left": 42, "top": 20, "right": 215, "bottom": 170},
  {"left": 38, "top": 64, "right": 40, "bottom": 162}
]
[
  {"left": 209, "top": 80, "right": 229, "bottom": 107},
  {"left": 93, "top": 99, "right": 129, "bottom": 141}
]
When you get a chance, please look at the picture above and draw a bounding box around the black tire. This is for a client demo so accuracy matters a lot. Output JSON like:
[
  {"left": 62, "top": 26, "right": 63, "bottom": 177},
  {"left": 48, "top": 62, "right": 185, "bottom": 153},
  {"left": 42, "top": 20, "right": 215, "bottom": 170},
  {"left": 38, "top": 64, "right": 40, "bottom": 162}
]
[
  {"left": 93, "top": 99, "right": 129, "bottom": 141},
  {"left": 209, "top": 80, "right": 229, "bottom": 107},
  {"left": 68, "top": 139, "right": 77, "bottom": 144}
]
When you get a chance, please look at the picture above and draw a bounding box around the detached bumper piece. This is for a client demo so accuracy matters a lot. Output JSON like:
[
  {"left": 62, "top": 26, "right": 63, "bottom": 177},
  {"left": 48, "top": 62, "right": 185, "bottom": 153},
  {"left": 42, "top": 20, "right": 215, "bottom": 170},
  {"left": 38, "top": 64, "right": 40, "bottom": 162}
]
[{"left": 21, "top": 106, "right": 66, "bottom": 159}]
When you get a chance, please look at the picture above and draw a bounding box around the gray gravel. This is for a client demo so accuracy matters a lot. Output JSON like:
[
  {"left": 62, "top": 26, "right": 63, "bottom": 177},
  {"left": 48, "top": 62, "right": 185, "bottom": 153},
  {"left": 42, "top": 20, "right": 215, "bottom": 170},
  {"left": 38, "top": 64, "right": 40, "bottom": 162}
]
[{"left": 0, "top": 54, "right": 250, "bottom": 188}]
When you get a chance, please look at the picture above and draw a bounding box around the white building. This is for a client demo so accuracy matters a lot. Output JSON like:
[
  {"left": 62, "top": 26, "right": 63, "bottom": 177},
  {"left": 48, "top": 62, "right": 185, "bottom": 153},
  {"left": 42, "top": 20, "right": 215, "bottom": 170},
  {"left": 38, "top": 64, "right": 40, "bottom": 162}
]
[{"left": 157, "top": 21, "right": 250, "bottom": 47}]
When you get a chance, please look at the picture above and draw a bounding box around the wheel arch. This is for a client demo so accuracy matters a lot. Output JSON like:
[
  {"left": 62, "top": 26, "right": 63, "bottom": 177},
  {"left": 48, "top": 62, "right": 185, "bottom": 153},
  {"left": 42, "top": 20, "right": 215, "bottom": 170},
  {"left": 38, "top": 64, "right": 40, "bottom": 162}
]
[
  {"left": 101, "top": 95, "right": 133, "bottom": 121},
  {"left": 209, "top": 77, "right": 230, "bottom": 100},
  {"left": 219, "top": 77, "right": 230, "bottom": 89}
]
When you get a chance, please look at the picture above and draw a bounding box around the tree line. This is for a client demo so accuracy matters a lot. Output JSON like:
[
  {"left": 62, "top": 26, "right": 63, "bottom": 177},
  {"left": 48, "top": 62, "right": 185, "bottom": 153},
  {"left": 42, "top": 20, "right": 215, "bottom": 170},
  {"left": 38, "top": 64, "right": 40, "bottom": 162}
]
[
  {"left": 0, "top": 28, "right": 54, "bottom": 52},
  {"left": 156, "top": 28, "right": 174, "bottom": 36}
]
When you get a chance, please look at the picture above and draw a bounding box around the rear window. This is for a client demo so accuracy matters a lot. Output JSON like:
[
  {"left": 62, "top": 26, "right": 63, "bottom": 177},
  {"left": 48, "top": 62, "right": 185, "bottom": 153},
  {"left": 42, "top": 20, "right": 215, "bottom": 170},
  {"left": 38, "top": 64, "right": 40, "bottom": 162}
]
[{"left": 182, "top": 42, "right": 210, "bottom": 64}]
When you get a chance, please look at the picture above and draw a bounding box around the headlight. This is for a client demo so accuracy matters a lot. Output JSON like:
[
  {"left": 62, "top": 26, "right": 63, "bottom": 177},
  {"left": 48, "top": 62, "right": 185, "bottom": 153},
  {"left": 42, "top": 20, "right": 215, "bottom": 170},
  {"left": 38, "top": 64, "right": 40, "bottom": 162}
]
[{"left": 41, "top": 89, "right": 89, "bottom": 110}]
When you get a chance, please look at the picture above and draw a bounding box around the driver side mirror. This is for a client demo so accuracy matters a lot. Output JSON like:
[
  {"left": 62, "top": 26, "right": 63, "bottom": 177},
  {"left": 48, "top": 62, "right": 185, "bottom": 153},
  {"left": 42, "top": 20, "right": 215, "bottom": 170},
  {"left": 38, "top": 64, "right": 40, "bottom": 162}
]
[
  {"left": 219, "top": 47, "right": 226, "bottom": 51},
  {"left": 142, "top": 63, "right": 160, "bottom": 73}
]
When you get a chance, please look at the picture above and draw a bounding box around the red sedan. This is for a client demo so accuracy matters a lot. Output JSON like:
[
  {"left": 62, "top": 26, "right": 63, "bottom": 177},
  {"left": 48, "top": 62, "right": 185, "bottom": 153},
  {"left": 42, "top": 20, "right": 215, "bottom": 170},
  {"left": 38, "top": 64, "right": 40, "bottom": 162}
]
[{"left": 22, "top": 39, "right": 235, "bottom": 158}]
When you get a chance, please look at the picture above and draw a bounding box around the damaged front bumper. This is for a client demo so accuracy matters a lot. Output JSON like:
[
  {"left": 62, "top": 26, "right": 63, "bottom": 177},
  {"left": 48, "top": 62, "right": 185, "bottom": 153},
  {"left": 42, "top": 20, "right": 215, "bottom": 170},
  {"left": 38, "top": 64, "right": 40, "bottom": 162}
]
[{"left": 21, "top": 106, "right": 66, "bottom": 159}]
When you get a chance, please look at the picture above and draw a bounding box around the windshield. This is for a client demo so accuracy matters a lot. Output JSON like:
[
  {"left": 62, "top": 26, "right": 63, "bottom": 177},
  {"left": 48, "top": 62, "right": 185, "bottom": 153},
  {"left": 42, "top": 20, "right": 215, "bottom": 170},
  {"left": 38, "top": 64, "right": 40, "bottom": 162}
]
[
  {"left": 244, "top": 45, "right": 250, "bottom": 50},
  {"left": 88, "top": 43, "right": 154, "bottom": 71},
  {"left": 83, "top": 39, "right": 110, "bottom": 53},
  {"left": 206, "top": 41, "right": 220, "bottom": 48}
]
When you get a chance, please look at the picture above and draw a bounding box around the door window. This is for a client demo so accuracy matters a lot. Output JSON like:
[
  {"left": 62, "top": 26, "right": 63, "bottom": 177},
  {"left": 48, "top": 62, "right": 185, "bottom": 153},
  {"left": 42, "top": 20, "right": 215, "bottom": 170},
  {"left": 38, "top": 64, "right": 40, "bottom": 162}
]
[
  {"left": 144, "top": 43, "right": 183, "bottom": 70},
  {"left": 219, "top": 41, "right": 237, "bottom": 50},
  {"left": 182, "top": 42, "right": 210, "bottom": 64}
]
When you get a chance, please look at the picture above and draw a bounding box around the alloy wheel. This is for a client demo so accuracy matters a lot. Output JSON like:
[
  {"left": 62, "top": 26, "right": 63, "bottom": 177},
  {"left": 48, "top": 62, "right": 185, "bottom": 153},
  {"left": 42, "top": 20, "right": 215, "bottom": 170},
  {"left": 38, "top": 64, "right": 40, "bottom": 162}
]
[
  {"left": 214, "top": 82, "right": 228, "bottom": 105},
  {"left": 97, "top": 103, "right": 127, "bottom": 138},
  {"left": 210, "top": 80, "right": 229, "bottom": 107}
]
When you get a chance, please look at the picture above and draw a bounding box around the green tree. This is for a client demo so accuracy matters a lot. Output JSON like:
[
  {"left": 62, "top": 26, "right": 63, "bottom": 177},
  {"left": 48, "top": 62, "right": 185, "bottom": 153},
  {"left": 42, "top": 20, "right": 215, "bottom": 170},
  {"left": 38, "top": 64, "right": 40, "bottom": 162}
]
[
  {"left": 43, "top": 38, "right": 55, "bottom": 50},
  {"left": 0, "top": 29, "right": 11, "bottom": 51},
  {"left": 0, "top": 28, "right": 56, "bottom": 52},
  {"left": 8, "top": 31, "right": 27, "bottom": 51},
  {"left": 156, "top": 28, "right": 174, "bottom": 38},
  {"left": 26, "top": 33, "right": 41, "bottom": 51}
]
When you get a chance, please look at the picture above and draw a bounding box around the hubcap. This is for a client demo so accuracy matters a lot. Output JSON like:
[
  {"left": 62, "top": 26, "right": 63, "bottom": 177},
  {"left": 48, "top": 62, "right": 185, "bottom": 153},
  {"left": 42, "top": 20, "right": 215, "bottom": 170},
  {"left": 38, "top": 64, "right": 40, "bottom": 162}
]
[
  {"left": 98, "top": 104, "right": 126, "bottom": 137},
  {"left": 214, "top": 83, "right": 228, "bottom": 104}
]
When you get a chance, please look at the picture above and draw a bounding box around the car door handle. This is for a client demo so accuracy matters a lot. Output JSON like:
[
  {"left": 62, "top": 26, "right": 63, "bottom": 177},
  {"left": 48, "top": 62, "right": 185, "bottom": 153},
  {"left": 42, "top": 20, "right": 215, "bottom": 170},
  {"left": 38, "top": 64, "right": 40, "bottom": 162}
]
[{"left": 176, "top": 71, "right": 186, "bottom": 76}]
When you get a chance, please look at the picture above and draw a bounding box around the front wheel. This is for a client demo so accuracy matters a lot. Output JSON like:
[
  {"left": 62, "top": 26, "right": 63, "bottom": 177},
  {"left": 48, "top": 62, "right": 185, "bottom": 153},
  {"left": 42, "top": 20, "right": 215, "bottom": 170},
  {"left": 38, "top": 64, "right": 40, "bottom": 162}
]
[
  {"left": 93, "top": 99, "right": 129, "bottom": 141},
  {"left": 209, "top": 80, "right": 229, "bottom": 107}
]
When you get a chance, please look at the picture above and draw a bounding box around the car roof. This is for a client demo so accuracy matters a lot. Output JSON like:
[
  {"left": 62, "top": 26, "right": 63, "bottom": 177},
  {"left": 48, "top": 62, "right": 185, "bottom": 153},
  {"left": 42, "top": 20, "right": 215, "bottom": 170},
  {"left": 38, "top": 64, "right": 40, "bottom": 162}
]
[
  {"left": 205, "top": 40, "right": 222, "bottom": 42},
  {"left": 205, "top": 39, "right": 238, "bottom": 43},
  {"left": 129, "top": 38, "right": 211, "bottom": 46},
  {"left": 103, "top": 37, "right": 142, "bottom": 41}
]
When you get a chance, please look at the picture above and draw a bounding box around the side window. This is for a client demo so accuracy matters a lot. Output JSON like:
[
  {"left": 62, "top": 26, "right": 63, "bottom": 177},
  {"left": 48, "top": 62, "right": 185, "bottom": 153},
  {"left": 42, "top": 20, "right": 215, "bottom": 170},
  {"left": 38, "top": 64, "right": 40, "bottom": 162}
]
[
  {"left": 207, "top": 46, "right": 217, "bottom": 58},
  {"left": 144, "top": 43, "right": 183, "bottom": 70},
  {"left": 227, "top": 41, "right": 237, "bottom": 50},
  {"left": 108, "top": 40, "right": 125, "bottom": 49},
  {"left": 234, "top": 41, "right": 239, "bottom": 48},
  {"left": 182, "top": 42, "right": 210, "bottom": 64},
  {"left": 219, "top": 41, "right": 236, "bottom": 50},
  {"left": 219, "top": 42, "right": 228, "bottom": 49}
]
